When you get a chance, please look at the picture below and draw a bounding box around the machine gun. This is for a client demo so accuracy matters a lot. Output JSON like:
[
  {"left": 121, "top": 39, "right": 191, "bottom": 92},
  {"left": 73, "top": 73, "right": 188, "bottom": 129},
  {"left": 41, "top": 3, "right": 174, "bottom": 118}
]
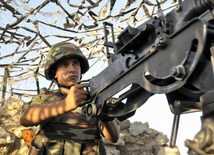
[{"left": 82, "top": 0, "right": 214, "bottom": 154}]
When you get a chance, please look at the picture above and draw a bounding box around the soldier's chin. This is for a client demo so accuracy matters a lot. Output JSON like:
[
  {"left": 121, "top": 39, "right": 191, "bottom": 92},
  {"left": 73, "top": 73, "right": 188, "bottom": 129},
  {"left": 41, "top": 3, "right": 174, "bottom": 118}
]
[{"left": 66, "top": 81, "right": 77, "bottom": 87}]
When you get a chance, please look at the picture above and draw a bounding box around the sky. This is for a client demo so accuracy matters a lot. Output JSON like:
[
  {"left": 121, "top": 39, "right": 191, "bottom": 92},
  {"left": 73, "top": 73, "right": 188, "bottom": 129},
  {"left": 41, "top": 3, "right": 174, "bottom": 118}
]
[{"left": 0, "top": 1, "right": 203, "bottom": 155}]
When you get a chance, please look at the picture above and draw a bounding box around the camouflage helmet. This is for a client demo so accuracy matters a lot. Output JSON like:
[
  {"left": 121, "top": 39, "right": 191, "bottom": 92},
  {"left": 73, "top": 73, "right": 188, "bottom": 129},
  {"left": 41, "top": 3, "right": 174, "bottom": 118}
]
[{"left": 45, "top": 42, "right": 89, "bottom": 80}]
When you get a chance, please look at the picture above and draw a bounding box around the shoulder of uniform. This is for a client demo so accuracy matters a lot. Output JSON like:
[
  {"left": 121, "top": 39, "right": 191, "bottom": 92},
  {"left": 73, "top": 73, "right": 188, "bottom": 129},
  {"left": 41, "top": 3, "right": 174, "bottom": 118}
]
[
  {"left": 40, "top": 87, "right": 60, "bottom": 95},
  {"left": 40, "top": 87, "right": 49, "bottom": 94}
]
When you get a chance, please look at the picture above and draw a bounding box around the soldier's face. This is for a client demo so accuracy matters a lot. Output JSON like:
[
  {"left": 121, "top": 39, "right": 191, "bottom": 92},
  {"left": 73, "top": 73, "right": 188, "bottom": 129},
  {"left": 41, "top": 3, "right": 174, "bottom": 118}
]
[{"left": 55, "top": 58, "right": 81, "bottom": 87}]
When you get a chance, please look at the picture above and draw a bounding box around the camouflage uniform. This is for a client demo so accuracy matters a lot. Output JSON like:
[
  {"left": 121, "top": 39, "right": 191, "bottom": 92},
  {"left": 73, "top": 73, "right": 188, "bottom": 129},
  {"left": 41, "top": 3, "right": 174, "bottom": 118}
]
[
  {"left": 21, "top": 42, "right": 107, "bottom": 154},
  {"left": 22, "top": 88, "right": 106, "bottom": 155}
]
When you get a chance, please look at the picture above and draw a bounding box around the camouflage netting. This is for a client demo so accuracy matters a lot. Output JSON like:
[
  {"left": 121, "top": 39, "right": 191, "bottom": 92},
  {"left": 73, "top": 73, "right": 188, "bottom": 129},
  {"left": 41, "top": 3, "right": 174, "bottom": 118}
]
[
  {"left": 0, "top": 1, "right": 182, "bottom": 154},
  {"left": 0, "top": 0, "right": 178, "bottom": 103}
]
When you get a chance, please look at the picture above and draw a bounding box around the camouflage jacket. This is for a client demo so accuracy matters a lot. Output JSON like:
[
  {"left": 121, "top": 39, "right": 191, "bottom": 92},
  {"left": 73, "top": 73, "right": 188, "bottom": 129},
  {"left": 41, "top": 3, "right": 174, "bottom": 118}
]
[{"left": 22, "top": 88, "right": 106, "bottom": 155}]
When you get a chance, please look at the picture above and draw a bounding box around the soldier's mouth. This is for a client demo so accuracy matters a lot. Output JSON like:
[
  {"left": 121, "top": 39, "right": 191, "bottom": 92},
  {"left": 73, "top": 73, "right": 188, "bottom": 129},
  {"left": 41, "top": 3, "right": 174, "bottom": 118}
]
[{"left": 68, "top": 75, "right": 77, "bottom": 79}]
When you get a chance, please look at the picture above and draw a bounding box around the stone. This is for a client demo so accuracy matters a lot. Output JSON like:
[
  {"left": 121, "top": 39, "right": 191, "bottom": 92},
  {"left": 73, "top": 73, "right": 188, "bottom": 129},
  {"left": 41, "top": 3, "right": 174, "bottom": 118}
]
[
  {"left": 14, "top": 129, "right": 23, "bottom": 139},
  {"left": 119, "top": 119, "right": 130, "bottom": 130},
  {"left": 103, "top": 136, "right": 125, "bottom": 146},
  {"left": 105, "top": 146, "right": 120, "bottom": 155},
  {"left": 129, "top": 121, "right": 151, "bottom": 136},
  {"left": 158, "top": 146, "right": 181, "bottom": 155},
  {"left": 5, "top": 96, "right": 24, "bottom": 111},
  {"left": 0, "top": 127, "right": 15, "bottom": 146},
  {"left": 156, "top": 132, "right": 169, "bottom": 146},
  {"left": 144, "top": 122, "right": 150, "bottom": 128}
]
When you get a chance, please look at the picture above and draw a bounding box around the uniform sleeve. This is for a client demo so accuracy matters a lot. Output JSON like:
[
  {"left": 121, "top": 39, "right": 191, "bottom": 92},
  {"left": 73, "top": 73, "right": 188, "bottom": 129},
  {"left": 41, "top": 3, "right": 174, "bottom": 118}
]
[{"left": 21, "top": 95, "right": 43, "bottom": 113}]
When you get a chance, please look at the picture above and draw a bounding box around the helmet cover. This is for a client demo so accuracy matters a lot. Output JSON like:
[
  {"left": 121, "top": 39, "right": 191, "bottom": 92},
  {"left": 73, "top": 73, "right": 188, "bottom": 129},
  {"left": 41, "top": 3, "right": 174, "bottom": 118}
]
[{"left": 45, "top": 42, "right": 89, "bottom": 80}]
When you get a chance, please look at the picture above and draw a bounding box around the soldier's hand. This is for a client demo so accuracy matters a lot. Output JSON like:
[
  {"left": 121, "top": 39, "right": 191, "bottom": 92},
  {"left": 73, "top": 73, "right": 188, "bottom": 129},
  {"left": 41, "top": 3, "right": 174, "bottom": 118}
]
[{"left": 61, "top": 83, "right": 89, "bottom": 111}]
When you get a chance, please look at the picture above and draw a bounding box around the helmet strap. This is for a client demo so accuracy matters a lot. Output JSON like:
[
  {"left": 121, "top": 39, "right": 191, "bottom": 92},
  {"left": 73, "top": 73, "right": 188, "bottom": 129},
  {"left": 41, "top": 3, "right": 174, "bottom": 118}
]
[
  {"left": 57, "top": 83, "right": 72, "bottom": 89},
  {"left": 54, "top": 78, "right": 72, "bottom": 89},
  {"left": 54, "top": 75, "right": 82, "bottom": 90}
]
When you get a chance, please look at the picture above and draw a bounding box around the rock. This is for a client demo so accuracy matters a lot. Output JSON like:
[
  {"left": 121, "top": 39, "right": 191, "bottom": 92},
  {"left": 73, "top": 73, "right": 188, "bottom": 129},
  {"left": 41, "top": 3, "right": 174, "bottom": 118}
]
[
  {"left": 129, "top": 121, "right": 151, "bottom": 136},
  {"left": 103, "top": 136, "right": 125, "bottom": 146},
  {"left": 144, "top": 122, "right": 150, "bottom": 128},
  {"left": 14, "top": 129, "right": 23, "bottom": 139},
  {"left": 106, "top": 121, "right": 169, "bottom": 155},
  {"left": 158, "top": 146, "right": 181, "bottom": 155},
  {"left": 106, "top": 145, "right": 120, "bottom": 155},
  {"left": 155, "top": 132, "right": 169, "bottom": 146},
  {"left": 0, "top": 126, "right": 15, "bottom": 146},
  {"left": 119, "top": 119, "right": 130, "bottom": 130},
  {"left": 5, "top": 96, "right": 24, "bottom": 111}
]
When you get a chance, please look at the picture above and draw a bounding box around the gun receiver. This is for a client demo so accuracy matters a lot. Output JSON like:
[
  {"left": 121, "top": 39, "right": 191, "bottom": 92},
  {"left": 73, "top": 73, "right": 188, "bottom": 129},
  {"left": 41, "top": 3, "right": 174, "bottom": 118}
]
[{"left": 84, "top": 0, "right": 214, "bottom": 154}]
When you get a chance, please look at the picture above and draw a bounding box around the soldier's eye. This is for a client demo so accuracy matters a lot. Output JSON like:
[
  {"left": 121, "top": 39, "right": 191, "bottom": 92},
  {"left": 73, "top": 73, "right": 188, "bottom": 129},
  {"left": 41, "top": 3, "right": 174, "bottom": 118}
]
[
  {"left": 60, "top": 62, "right": 68, "bottom": 67},
  {"left": 73, "top": 61, "right": 79, "bottom": 66}
]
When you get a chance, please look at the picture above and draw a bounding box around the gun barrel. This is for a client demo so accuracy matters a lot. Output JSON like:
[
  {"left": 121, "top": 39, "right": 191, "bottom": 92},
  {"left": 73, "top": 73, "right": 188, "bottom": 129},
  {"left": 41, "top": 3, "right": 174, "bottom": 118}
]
[{"left": 195, "top": 0, "right": 214, "bottom": 13}]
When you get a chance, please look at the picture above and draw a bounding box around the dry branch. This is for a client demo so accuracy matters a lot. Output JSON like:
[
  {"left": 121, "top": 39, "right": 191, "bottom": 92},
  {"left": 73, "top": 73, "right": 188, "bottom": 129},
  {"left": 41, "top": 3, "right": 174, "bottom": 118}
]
[{"left": 0, "top": 0, "right": 177, "bottom": 102}]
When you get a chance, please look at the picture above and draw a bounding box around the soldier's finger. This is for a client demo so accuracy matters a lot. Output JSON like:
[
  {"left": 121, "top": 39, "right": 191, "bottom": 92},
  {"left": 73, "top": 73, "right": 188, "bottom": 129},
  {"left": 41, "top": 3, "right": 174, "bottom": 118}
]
[
  {"left": 77, "top": 89, "right": 88, "bottom": 95},
  {"left": 79, "top": 94, "right": 88, "bottom": 101}
]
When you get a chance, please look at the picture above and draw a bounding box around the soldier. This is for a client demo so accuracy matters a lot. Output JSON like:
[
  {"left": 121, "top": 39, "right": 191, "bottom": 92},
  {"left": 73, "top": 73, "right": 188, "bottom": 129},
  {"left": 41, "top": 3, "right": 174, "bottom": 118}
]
[{"left": 20, "top": 42, "right": 119, "bottom": 155}]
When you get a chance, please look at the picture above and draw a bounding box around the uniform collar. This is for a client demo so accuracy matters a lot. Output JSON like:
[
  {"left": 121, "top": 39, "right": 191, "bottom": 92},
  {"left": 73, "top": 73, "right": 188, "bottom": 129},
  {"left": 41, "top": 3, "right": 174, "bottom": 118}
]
[{"left": 59, "top": 88, "right": 68, "bottom": 97}]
